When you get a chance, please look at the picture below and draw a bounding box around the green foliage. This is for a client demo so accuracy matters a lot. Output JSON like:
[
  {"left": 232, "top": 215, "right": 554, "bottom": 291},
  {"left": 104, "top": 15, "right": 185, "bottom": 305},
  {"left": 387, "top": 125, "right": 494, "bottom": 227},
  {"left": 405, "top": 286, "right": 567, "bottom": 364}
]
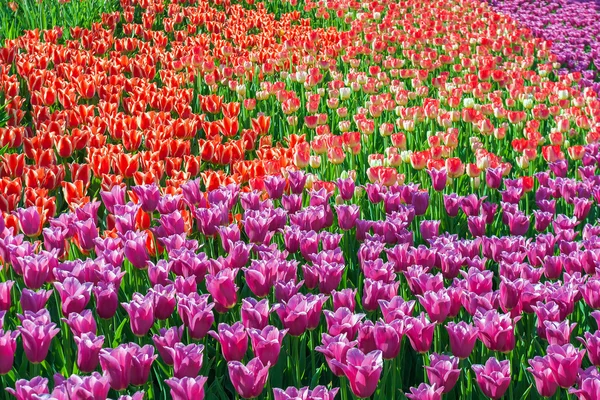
[{"left": 0, "top": 0, "right": 119, "bottom": 42}]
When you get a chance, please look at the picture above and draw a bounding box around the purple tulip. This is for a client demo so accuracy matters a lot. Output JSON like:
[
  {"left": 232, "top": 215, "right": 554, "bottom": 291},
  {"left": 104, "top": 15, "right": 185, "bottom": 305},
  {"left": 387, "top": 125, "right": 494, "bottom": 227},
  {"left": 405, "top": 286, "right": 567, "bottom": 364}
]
[
  {"left": 404, "top": 313, "right": 436, "bottom": 353},
  {"left": 18, "top": 319, "right": 60, "bottom": 364},
  {"left": 62, "top": 309, "right": 97, "bottom": 337},
  {"left": 93, "top": 282, "right": 119, "bottom": 319},
  {"left": 331, "top": 348, "right": 383, "bottom": 398},
  {"left": 99, "top": 345, "right": 132, "bottom": 391},
  {"left": 206, "top": 268, "right": 239, "bottom": 313},
  {"left": 6, "top": 377, "right": 49, "bottom": 399},
  {"left": 427, "top": 168, "right": 447, "bottom": 192},
  {"left": 121, "top": 292, "right": 155, "bottom": 337},
  {"left": 273, "top": 386, "right": 339, "bottom": 400},
  {"left": 249, "top": 325, "right": 287, "bottom": 367},
  {"left": 209, "top": 322, "right": 248, "bottom": 362},
  {"left": 445, "top": 321, "right": 479, "bottom": 359},
  {"left": 373, "top": 319, "right": 404, "bottom": 359},
  {"left": 472, "top": 357, "right": 511, "bottom": 399},
  {"left": 324, "top": 307, "right": 365, "bottom": 339},
  {"left": 168, "top": 343, "right": 204, "bottom": 378},
  {"left": 20, "top": 288, "right": 53, "bottom": 313},
  {"left": 426, "top": 353, "right": 460, "bottom": 394},
  {"left": 578, "top": 331, "right": 600, "bottom": 367},
  {"left": 74, "top": 332, "right": 105, "bottom": 373},
  {"left": 546, "top": 343, "right": 586, "bottom": 388},
  {"left": 406, "top": 383, "right": 444, "bottom": 400},
  {"left": 153, "top": 325, "right": 184, "bottom": 366},
  {"left": 166, "top": 376, "right": 208, "bottom": 400},
  {"left": 151, "top": 283, "right": 176, "bottom": 320},
  {"left": 54, "top": 277, "right": 93, "bottom": 316},
  {"left": 316, "top": 333, "right": 358, "bottom": 377},
  {"left": 0, "top": 280, "right": 14, "bottom": 311},
  {"left": 228, "top": 357, "right": 270, "bottom": 399},
  {"left": 474, "top": 310, "right": 520, "bottom": 353},
  {"left": 131, "top": 183, "right": 160, "bottom": 212},
  {"left": 527, "top": 355, "right": 559, "bottom": 398},
  {"left": 241, "top": 298, "right": 270, "bottom": 330},
  {"left": 0, "top": 329, "right": 19, "bottom": 375},
  {"left": 177, "top": 293, "right": 214, "bottom": 340}
]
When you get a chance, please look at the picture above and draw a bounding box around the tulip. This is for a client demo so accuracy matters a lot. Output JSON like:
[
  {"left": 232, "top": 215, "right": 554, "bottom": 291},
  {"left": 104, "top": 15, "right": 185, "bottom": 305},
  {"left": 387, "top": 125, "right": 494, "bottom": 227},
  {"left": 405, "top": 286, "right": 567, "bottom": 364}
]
[
  {"left": 474, "top": 310, "right": 520, "bottom": 353},
  {"left": 209, "top": 322, "right": 248, "bottom": 362},
  {"left": 206, "top": 268, "right": 239, "bottom": 312},
  {"left": 578, "top": 331, "right": 600, "bottom": 366},
  {"left": 273, "top": 386, "right": 339, "bottom": 400},
  {"left": 373, "top": 319, "right": 404, "bottom": 359},
  {"left": 445, "top": 321, "right": 479, "bottom": 359},
  {"left": 316, "top": 333, "right": 358, "bottom": 377},
  {"left": 99, "top": 345, "right": 132, "bottom": 391},
  {"left": 546, "top": 343, "right": 586, "bottom": 388},
  {"left": 248, "top": 325, "right": 287, "bottom": 367},
  {"left": 417, "top": 289, "right": 451, "bottom": 323},
  {"left": 14, "top": 206, "right": 44, "bottom": 237},
  {"left": 153, "top": 326, "right": 184, "bottom": 366},
  {"left": 122, "top": 231, "right": 149, "bottom": 269},
  {"left": 362, "top": 279, "right": 400, "bottom": 312},
  {"left": 0, "top": 329, "right": 19, "bottom": 375},
  {"left": 20, "top": 288, "right": 53, "bottom": 313},
  {"left": 241, "top": 298, "right": 270, "bottom": 330},
  {"left": 62, "top": 310, "right": 97, "bottom": 336},
  {"left": 569, "top": 374, "right": 600, "bottom": 400},
  {"left": 129, "top": 344, "right": 157, "bottom": 387},
  {"left": 324, "top": 307, "right": 365, "bottom": 339},
  {"left": 74, "top": 332, "right": 105, "bottom": 373},
  {"left": 228, "top": 357, "right": 270, "bottom": 399},
  {"left": 121, "top": 292, "right": 155, "bottom": 337},
  {"left": 527, "top": 356, "right": 559, "bottom": 398},
  {"left": 151, "top": 283, "right": 176, "bottom": 320},
  {"left": 331, "top": 348, "right": 383, "bottom": 398},
  {"left": 273, "top": 294, "right": 310, "bottom": 336},
  {"left": 427, "top": 168, "right": 447, "bottom": 192},
  {"left": 6, "top": 377, "right": 49, "bottom": 399},
  {"left": 426, "top": 353, "right": 460, "bottom": 393},
  {"left": 406, "top": 383, "right": 444, "bottom": 400},
  {"left": 18, "top": 319, "right": 60, "bottom": 364},
  {"left": 54, "top": 277, "right": 93, "bottom": 316},
  {"left": 177, "top": 293, "right": 214, "bottom": 340},
  {"left": 0, "top": 280, "right": 14, "bottom": 311},
  {"left": 131, "top": 183, "right": 160, "bottom": 213},
  {"left": 404, "top": 313, "right": 436, "bottom": 353},
  {"left": 166, "top": 376, "right": 208, "bottom": 400},
  {"left": 168, "top": 343, "right": 204, "bottom": 378},
  {"left": 93, "top": 282, "right": 119, "bottom": 319},
  {"left": 20, "top": 254, "right": 51, "bottom": 290},
  {"left": 472, "top": 357, "right": 511, "bottom": 399},
  {"left": 544, "top": 320, "right": 576, "bottom": 345}
]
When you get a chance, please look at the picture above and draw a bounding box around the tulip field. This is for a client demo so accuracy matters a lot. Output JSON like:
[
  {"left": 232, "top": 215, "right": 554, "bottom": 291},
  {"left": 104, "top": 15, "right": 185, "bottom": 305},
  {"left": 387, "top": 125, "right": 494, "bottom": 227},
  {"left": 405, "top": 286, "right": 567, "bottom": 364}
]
[{"left": 2, "top": 0, "right": 600, "bottom": 398}]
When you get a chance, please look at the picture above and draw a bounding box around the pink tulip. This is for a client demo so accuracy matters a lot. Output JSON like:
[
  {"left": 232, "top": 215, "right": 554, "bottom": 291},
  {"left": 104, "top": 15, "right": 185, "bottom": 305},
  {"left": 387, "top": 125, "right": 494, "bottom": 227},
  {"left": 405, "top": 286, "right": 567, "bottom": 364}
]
[
  {"left": 331, "top": 348, "right": 383, "bottom": 398},
  {"left": 166, "top": 376, "right": 208, "bottom": 400},
  {"left": 6, "top": 377, "right": 49, "bottom": 399},
  {"left": 546, "top": 343, "right": 586, "bottom": 388},
  {"left": 121, "top": 292, "right": 155, "bottom": 337},
  {"left": 426, "top": 353, "right": 460, "bottom": 394},
  {"left": 404, "top": 313, "right": 436, "bottom": 354},
  {"left": 18, "top": 320, "right": 60, "bottom": 364},
  {"left": 99, "top": 345, "right": 132, "bottom": 391},
  {"left": 241, "top": 298, "right": 270, "bottom": 330},
  {"left": 209, "top": 322, "right": 248, "bottom": 362},
  {"left": 248, "top": 325, "right": 287, "bottom": 367},
  {"left": 54, "top": 277, "right": 93, "bottom": 316},
  {"left": 228, "top": 357, "right": 270, "bottom": 399},
  {"left": 445, "top": 321, "right": 479, "bottom": 359},
  {"left": 472, "top": 357, "right": 511, "bottom": 400},
  {"left": 74, "top": 332, "right": 105, "bottom": 373},
  {"left": 527, "top": 356, "right": 559, "bottom": 398},
  {"left": 153, "top": 325, "right": 184, "bottom": 366},
  {"left": 168, "top": 343, "right": 204, "bottom": 378},
  {"left": 206, "top": 268, "right": 239, "bottom": 312},
  {"left": 324, "top": 307, "right": 365, "bottom": 339},
  {"left": 406, "top": 383, "right": 444, "bottom": 400},
  {"left": 0, "top": 329, "right": 19, "bottom": 375},
  {"left": 316, "top": 333, "right": 358, "bottom": 377}
]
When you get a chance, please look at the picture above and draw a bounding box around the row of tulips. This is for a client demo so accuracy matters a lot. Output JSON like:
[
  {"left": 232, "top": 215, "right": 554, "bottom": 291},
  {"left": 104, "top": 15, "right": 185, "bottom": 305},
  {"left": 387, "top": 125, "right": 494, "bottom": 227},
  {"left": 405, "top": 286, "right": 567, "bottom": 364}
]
[{"left": 2, "top": 0, "right": 600, "bottom": 398}]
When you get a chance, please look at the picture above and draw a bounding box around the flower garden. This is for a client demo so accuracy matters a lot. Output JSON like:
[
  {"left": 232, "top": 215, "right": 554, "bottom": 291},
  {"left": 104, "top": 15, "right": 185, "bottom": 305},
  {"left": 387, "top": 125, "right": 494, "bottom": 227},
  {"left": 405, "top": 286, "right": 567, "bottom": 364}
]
[{"left": 1, "top": 0, "right": 600, "bottom": 398}]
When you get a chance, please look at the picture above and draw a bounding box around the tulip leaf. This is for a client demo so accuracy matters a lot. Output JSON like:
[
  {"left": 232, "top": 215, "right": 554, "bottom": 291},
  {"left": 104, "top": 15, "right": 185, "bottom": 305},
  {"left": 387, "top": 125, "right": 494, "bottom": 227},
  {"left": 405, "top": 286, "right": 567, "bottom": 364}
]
[{"left": 112, "top": 318, "right": 129, "bottom": 347}]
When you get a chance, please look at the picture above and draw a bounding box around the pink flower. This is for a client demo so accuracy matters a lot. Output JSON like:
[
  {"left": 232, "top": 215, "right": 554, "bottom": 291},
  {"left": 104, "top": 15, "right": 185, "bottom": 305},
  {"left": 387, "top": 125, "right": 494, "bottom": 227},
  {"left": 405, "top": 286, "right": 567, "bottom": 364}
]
[
  {"left": 331, "top": 348, "right": 383, "bottom": 398},
  {"left": 166, "top": 376, "right": 208, "bottom": 400},
  {"left": 209, "top": 322, "right": 248, "bottom": 362},
  {"left": 228, "top": 357, "right": 270, "bottom": 399},
  {"left": 472, "top": 357, "right": 511, "bottom": 400},
  {"left": 248, "top": 325, "right": 287, "bottom": 367}
]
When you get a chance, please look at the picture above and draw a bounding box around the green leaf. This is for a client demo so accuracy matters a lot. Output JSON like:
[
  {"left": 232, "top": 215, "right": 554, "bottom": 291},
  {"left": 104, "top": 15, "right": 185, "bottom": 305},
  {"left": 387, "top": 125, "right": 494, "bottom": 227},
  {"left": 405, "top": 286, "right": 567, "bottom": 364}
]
[{"left": 112, "top": 318, "right": 129, "bottom": 347}]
